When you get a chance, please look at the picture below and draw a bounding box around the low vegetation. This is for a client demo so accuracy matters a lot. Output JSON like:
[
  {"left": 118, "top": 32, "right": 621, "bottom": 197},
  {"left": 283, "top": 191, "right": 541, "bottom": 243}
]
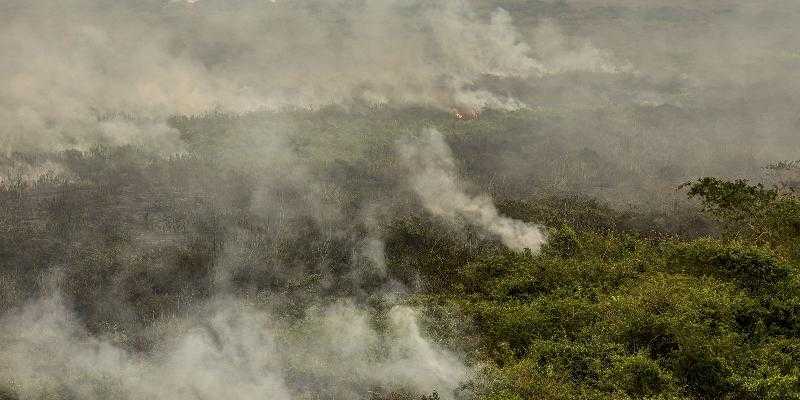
[{"left": 0, "top": 109, "right": 797, "bottom": 399}]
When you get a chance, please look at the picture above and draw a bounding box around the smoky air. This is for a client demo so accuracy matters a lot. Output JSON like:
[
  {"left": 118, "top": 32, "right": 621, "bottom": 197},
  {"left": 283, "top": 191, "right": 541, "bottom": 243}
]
[{"left": 1, "top": 1, "right": 799, "bottom": 399}]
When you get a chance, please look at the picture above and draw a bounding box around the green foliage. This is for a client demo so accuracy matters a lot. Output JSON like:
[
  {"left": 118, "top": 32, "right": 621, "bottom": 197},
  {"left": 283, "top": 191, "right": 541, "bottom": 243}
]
[
  {"left": 601, "top": 352, "right": 677, "bottom": 396},
  {"left": 686, "top": 177, "right": 800, "bottom": 260},
  {"left": 669, "top": 239, "right": 791, "bottom": 293},
  {"left": 686, "top": 178, "right": 777, "bottom": 213},
  {"left": 390, "top": 176, "right": 800, "bottom": 400},
  {"left": 545, "top": 224, "right": 579, "bottom": 258}
]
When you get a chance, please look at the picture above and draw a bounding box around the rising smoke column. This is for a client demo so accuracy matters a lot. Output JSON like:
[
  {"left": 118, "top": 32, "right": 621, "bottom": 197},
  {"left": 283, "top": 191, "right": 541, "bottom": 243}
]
[{"left": 399, "top": 128, "right": 546, "bottom": 252}]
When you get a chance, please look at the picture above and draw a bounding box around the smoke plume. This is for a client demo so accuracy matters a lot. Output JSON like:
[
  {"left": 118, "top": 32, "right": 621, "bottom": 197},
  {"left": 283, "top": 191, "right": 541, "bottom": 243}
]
[
  {"left": 399, "top": 129, "right": 546, "bottom": 252},
  {"left": 0, "top": 292, "right": 467, "bottom": 399}
]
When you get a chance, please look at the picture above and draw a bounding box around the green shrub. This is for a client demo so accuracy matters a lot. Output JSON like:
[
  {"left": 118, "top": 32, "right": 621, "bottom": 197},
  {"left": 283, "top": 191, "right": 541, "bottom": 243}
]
[
  {"left": 670, "top": 239, "right": 791, "bottom": 293},
  {"left": 601, "top": 353, "right": 677, "bottom": 397}
]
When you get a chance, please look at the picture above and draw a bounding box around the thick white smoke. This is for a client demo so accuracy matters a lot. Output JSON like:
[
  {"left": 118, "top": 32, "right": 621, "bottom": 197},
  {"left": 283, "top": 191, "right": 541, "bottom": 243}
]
[
  {"left": 0, "top": 0, "right": 625, "bottom": 153},
  {"left": 0, "top": 294, "right": 467, "bottom": 399},
  {"left": 399, "top": 129, "right": 546, "bottom": 252}
]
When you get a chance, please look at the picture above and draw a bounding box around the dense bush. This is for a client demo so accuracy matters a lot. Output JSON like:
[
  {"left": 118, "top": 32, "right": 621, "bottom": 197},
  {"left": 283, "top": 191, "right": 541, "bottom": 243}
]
[{"left": 384, "top": 177, "right": 800, "bottom": 399}]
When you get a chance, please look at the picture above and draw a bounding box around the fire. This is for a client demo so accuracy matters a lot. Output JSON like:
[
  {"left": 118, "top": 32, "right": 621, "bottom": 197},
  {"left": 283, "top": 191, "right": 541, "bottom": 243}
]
[{"left": 452, "top": 107, "right": 480, "bottom": 120}]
